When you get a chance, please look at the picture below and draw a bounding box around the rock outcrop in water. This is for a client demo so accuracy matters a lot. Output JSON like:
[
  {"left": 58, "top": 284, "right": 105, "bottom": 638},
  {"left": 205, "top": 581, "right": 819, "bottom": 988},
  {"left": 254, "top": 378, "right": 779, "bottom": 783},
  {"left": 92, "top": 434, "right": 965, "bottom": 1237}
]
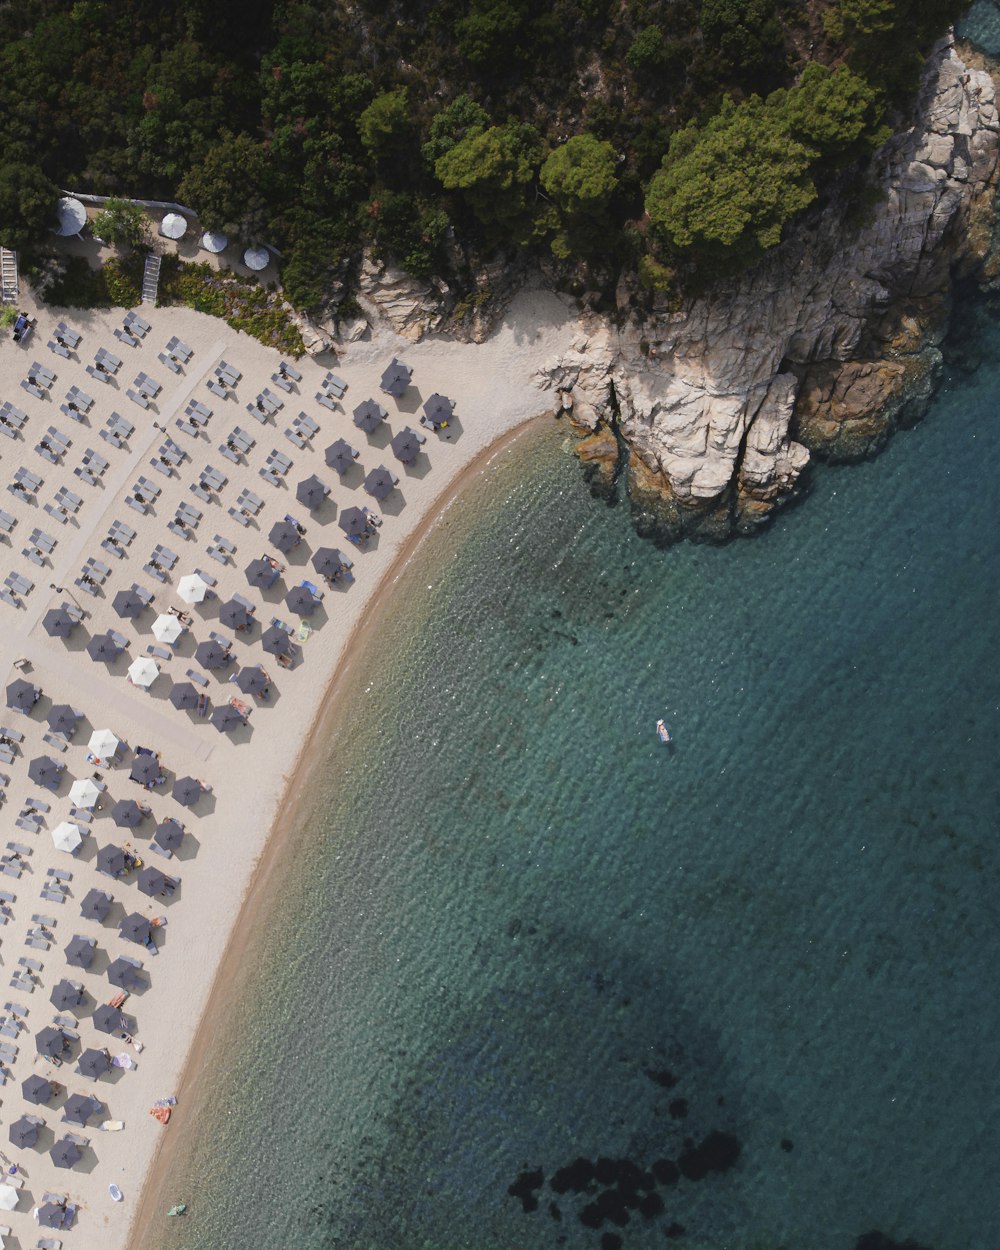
[{"left": 535, "top": 35, "right": 1000, "bottom": 542}]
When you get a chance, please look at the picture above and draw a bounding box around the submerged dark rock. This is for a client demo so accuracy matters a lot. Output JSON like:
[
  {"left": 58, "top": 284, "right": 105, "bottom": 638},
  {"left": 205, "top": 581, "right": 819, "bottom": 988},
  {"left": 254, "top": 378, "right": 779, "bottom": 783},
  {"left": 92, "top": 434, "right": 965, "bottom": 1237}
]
[
  {"left": 550, "top": 1156, "right": 596, "bottom": 1194},
  {"left": 652, "top": 1158, "right": 680, "bottom": 1186},
  {"left": 644, "top": 1067, "right": 678, "bottom": 1089},
  {"left": 507, "top": 1167, "right": 544, "bottom": 1212},
  {"left": 677, "top": 1131, "right": 741, "bottom": 1181}
]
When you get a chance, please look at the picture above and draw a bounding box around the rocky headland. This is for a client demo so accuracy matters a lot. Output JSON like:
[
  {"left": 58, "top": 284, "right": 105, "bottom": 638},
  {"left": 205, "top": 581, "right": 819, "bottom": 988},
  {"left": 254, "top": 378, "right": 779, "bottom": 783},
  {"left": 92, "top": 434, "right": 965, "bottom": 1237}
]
[
  {"left": 539, "top": 35, "right": 1000, "bottom": 541},
  {"left": 309, "top": 36, "right": 1000, "bottom": 544}
]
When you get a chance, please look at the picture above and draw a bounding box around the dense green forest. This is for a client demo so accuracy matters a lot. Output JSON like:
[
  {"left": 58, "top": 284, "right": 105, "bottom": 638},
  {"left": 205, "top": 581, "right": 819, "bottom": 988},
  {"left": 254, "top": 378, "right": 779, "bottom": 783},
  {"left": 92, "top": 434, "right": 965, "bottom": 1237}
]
[{"left": 0, "top": 0, "right": 970, "bottom": 314}]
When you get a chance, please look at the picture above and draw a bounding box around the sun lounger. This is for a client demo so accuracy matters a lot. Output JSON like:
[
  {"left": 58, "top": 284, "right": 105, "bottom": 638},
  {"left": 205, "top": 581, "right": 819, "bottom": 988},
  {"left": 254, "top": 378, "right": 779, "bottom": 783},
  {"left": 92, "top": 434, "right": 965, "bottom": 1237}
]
[
  {"left": 41, "top": 889, "right": 65, "bottom": 904},
  {"left": 127, "top": 388, "right": 149, "bottom": 409}
]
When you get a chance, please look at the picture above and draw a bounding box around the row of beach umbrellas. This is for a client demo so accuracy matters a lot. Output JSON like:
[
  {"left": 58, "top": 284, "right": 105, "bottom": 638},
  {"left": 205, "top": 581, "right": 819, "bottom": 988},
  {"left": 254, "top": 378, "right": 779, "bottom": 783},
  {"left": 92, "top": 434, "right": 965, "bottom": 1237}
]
[{"left": 54, "top": 199, "right": 266, "bottom": 267}]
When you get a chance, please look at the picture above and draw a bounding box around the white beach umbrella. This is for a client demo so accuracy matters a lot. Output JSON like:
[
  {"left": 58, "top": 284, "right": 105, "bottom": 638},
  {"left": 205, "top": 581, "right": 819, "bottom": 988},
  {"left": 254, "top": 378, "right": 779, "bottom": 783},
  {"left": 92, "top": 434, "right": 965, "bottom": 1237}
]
[
  {"left": 0, "top": 1184, "right": 18, "bottom": 1211},
  {"left": 51, "top": 821, "right": 84, "bottom": 853},
  {"left": 177, "top": 573, "right": 209, "bottom": 605},
  {"left": 160, "top": 212, "right": 188, "bottom": 240},
  {"left": 243, "top": 245, "right": 270, "bottom": 271},
  {"left": 152, "top": 613, "right": 183, "bottom": 644},
  {"left": 54, "top": 196, "right": 87, "bottom": 237},
  {"left": 201, "top": 230, "right": 228, "bottom": 253},
  {"left": 69, "top": 777, "right": 101, "bottom": 808},
  {"left": 88, "top": 728, "right": 121, "bottom": 758},
  {"left": 128, "top": 657, "right": 160, "bottom": 688}
]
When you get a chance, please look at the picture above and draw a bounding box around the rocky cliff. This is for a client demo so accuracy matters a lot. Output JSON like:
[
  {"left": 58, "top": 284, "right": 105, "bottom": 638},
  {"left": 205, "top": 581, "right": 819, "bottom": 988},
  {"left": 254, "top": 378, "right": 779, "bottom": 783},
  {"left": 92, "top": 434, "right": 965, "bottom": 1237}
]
[
  {"left": 535, "top": 35, "right": 1000, "bottom": 541},
  {"left": 315, "top": 37, "right": 999, "bottom": 544}
]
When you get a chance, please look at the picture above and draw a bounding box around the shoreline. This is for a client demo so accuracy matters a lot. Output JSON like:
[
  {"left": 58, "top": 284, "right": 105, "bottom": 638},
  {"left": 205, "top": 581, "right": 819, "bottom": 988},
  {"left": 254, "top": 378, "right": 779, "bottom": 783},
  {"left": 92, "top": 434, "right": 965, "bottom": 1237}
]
[
  {"left": 0, "top": 285, "right": 582, "bottom": 1249},
  {"left": 126, "top": 418, "right": 552, "bottom": 1245}
]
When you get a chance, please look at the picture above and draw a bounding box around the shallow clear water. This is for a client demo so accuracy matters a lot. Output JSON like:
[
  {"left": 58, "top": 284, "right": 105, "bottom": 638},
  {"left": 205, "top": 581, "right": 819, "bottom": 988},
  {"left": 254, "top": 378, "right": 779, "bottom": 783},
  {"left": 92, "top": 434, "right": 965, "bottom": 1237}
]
[{"left": 151, "top": 297, "right": 1000, "bottom": 1250}]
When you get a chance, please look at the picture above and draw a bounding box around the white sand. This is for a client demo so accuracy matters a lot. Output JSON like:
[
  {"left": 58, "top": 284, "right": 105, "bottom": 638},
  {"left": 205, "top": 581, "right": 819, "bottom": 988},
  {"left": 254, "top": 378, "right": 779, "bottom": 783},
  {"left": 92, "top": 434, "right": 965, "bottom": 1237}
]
[{"left": 0, "top": 284, "right": 582, "bottom": 1246}]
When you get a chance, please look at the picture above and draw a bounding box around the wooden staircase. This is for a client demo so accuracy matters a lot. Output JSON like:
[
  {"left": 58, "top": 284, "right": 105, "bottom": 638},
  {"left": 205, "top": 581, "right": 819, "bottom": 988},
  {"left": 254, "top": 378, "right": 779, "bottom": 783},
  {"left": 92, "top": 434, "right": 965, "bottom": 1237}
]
[
  {"left": 0, "top": 249, "right": 19, "bottom": 305},
  {"left": 141, "top": 253, "right": 161, "bottom": 306}
]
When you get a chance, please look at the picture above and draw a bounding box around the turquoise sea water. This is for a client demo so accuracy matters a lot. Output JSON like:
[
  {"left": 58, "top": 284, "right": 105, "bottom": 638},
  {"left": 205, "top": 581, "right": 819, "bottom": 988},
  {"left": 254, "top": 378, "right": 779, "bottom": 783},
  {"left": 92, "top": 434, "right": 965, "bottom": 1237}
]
[
  {"left": 152, "top": 288, "right": 1000, "bottom": 1250},
  {"left": 154, "top": 295, "right": 1000, "bottom": 1250}
]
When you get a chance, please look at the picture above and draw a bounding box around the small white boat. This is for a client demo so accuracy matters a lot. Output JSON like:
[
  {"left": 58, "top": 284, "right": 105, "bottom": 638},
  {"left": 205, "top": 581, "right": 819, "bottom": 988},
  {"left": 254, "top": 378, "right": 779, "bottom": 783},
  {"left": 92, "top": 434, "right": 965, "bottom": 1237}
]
[
  {"left": 656, "top": 719, "right": 671, "bottom": 744},
  {"left": 109, "top": 1183, "right": 123, "bottom": 1202}
]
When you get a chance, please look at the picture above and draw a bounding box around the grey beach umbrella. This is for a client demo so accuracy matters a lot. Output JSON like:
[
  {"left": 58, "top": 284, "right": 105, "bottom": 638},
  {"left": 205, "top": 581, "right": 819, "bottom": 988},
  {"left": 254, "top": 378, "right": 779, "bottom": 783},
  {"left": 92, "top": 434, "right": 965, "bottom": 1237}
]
[
  {"left": 22, "top": 1074, "right": 55, "bottom": 1105},
  {"left": 353, "top": 398, "right": 386, "bottom": 432},
  {"left": 379, "top": 357, "right": 411, "bottom": 397},
  {"left": 107, "top": 958, "right": 144, "bottom": 990},
  {"left": 80, "top": 889, "right": 112, "bottom": 922},
  {"left": 219, "top": 598, "right": 250, "bottom": 629},
  {"left": 363, "top": 466, "right": 396, "bottom": 500},
  {"left": 6, "top": 678, "right": 39, "bottom": 710},
  {"left": 36, "top": 1026, "right": 68, "bottom": 1057},
  {"left": 129, "top": 754, "right": 161, "bottom": 785},
  {"left": 63, "top": 1092, "right": 101, "bottom": 1124},
  {"left": 93, "top": 1004, "right": 124, "bottom": 1035},
  {"left": 46, "top": 704, "right": 80, "bottom": 734},
  {"left": 195, "top": 639, "right": 229, "bottom": 670},
  {"left": 211, "top": 704, "right": 244, "bottom": 732},
  {"left": 169, "top": 681, "right": 200, "bottom": 710},
  {"left": 325, "top": 438, "right": 357, "bottom": 474},
  {"left": 234, "top": 666, "right": 268, "bottom": 695},
  {"left": 295, "top": 474, "right": 328, "bottom": 511},
  {"left": 172, "top": 776, "right": 202, "bottom": 806},
  {"left": 312, "top": 547, "right": 350, "bottom": 579},
  {"left": 269, "top": 520, "right": 300, "bottom": 552},
  {"left": 261, "top": 625, "right": 292, "bottom": 656},
  {"left": 65, "top": 934, "right": 97, "bottom": 967},
  {"left": 390, "top": 427, "right": 422, "bottom": 464},
  {"left": 112, "top": 798, "right": 146, "bottom": 828},
  {"left": 51, "top": 1138, "right": 82, "bottom": 1168},
  {"left": 43, "top": 607, "right": 77, "bottom": 637},
  {"left": 285, "top": 585, "right": 317, "bottom": 616},
  {"left": 49, "top": 979, "right": 83, "bottom": 1011},
  {"left": 154, "top": 819, "right": 185, "bottom": 852},
  {"left": 119, "top": 913, "right": 152, "bottom": 945},
  {"left": 9, "top": 1116, "right": 39, "bottom": 1148},
  {"left": 112, "top": 589, "right": 145, "bottom": 619},
  {"left": 246, "top": 557, "right": 279, "bottom": 588}
]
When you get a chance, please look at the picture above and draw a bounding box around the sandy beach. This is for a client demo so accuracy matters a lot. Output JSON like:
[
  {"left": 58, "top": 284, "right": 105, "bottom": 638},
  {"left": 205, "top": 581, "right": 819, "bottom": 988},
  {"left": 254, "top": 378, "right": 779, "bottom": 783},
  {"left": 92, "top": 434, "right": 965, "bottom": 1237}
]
[{"left": 0, "top": 284, "right": 582, "bottom": 1247}]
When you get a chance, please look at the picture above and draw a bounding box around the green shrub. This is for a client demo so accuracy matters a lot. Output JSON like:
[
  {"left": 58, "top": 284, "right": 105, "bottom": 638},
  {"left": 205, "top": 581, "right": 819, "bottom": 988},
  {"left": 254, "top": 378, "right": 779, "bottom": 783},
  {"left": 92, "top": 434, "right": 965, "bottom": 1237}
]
[
  {"left": 159, "top": 260, "right": 305, "bottom": 356},
  {"left": 645, "top": 96, "right": 818, "bottom": 258},
  {"left": 626, "top": 27, "right": 669, "bottom": 74},
  {"left": 103, "top": 256, "right": 143, "bottom": 306},
  {"left": 358, "top": 88, "right": 410, "bottom": 160},
  {"left": 92, "top": 198, "right": 148, "bottom": 250}
]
